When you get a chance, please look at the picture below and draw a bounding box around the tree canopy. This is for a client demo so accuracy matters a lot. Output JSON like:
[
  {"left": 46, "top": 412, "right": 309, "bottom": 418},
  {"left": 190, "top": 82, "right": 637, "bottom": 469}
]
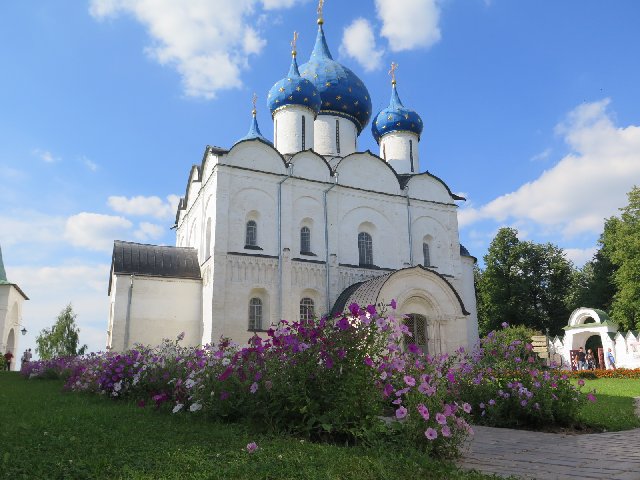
[
  {"left": 601, "top": 186, "right": 640, "bottom": 330},
  {"left": 476, "top": 227, "right": 573, "bottom": 336},
  {"left": 36, "top": 304, "right": 87, "bottom": 359}
]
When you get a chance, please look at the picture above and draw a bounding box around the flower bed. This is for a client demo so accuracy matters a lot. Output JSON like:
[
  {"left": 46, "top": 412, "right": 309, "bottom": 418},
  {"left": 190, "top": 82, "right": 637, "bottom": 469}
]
[
  {"left": 569, "top": 368, "right": 640, "bottom": 380},
  {"left": 22, "top": 305, "right": 595, "bottom": 456}
]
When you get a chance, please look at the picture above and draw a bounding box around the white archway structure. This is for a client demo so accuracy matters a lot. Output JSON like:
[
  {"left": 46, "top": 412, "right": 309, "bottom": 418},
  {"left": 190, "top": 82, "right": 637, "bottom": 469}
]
[{"left": 560, "top": 308, "right": 618, "bottom": 367}]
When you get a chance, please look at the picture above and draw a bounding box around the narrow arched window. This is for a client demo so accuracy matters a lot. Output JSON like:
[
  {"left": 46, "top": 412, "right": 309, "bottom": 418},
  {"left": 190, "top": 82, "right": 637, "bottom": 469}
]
[
  {"left": 358, "top": 232, "right": 373, "bottom": 266},
  {"left": 245, "top": 220, "right": 257, "bottom": 247},
  {"left": 300, "top": 298, "right": 314, "bottom": 321},
  {"left": 335, "top": 119, "right": 341, "bottom": 154},
  {"left": 423, "top": 242, "right": 430, "bottom": 267},
  {"left": 300, "top": 226, "right": 311, "bottom": 254},
  {"left": 248, "top": 298, "right": 262, "bottom": 330},
  {"left": 205, "top": 218, "right": 212, "bottom": 259},
  {"left": 404, "top": 314, "right": 428, "bottom": 354},
  {"left": 301, "top": 115, "right": 306, "bottom": 150},
  {"left": 409, "top": 139, "right": 414, "bottom": 172}
]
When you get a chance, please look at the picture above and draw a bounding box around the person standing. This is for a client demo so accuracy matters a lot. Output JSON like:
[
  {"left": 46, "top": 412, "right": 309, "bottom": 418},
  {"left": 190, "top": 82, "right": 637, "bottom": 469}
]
[
  {"left": 3, "top": 351, "right": 13, "bottom": 371},
  {"left": 586, "top": 349, "right": 596, "bottom": 370},
  {"left": 577, "top": 347, "right": 587, "bottom": 370},
  {"left": 606, "top": 348, "right": 616, "bottom": 370}
]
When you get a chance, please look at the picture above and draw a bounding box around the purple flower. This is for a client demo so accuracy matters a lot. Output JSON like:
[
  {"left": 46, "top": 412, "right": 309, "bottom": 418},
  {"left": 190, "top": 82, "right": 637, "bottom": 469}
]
[
  {"left": 336, "top": 317, "right": 350, "bottom": 330},
  {"left": 417, "top": 404, "right": 429, "bottom": 421},
  {"left": 425, "top": 428, "right": 437, "bottom": 440},
  {"left": 246, "top": 442, "right": 258, "bottom": 453},
  {"left": 520, "top": 400, "right": 527, "bottom": 407},
  {"left": 441, "top": 425, "right": 451, "bottom": 437},
  {"left": 390, "top": 299, "right": 397, "bottom": 309},
  {"left": 443, "top": 404, "right": 453, "bottom": 416},
  {"left": 587, "top": 393, "right": 597, "bottom": 402},
  {"left": 407, "top": 343, "right": 420, "bottom": 354},
  {"left": 366, "top": 304, "right": 377, "bottom": 315},
  {"left": 403, "top": 375, "right": 416, "bottom": 387},
  {"left": 435, "top": 413, "right": 447, "bottom": 425},
  {"left": 578, "top": 379, "right": 585, "bottom": 386},
  {"left": 220, "top": 391, "right": 230, "bottom": 401},
  {"left": 250, "top": 382, "right": 258, "bottom": 394},
  {"left": 348, "top": 303, "right": 361, "bottom": 317},
  {"left": 395, "top": 406, "right": 408, "bottom": 419},
  {"left": 501, "top": 322, "right": 509, "bottom": 328},
  {"left": 462, "top": 402, "right": 472, "bottom": 414},
  {"left": 363, "top": 356, "right": 374, "bottom": 367}
]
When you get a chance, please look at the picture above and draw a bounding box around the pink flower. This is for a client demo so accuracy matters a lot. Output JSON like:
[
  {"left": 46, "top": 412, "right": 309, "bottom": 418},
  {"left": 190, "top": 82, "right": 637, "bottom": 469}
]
[
  {"left": 462, "top": 402, "right": 472, "bottom": 414},
  {"left": 436, "top": 412, "right": 447, "bottom": 425},
  {"left": 250, "top": 382, "right": 258, "bottom": 394},
  {"left": 425, "top": 428, "right": 437, "bottom": 440},
  {"left": 417, "top": 404, "right": 429, "bottom": 421},
  {"left": 578, "top": 379, "right": 585, "bottom": 386},
  {"left": 395, "top": 406, "right": 408, "bottom": 419},
  {"left": 403, "top": 375, "right": 416, "bottom": 387},
  {"left": 246, "top": 442, "right": 258, "bottom": 453},
  {"left": 441, "top": 425, "right": 451, "bottom": 437},
  {"left": 587, "top": 393, "right": 597, "bottom": 402},
  {"left": 443, "top": 404, "right": 453, "bottom": 416}
]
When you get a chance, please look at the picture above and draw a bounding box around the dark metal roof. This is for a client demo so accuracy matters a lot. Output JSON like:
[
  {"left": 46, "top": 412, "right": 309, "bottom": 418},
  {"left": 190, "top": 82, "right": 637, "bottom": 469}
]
[{"left": 109, "top": 241, "right": 201, "bottom": 294}]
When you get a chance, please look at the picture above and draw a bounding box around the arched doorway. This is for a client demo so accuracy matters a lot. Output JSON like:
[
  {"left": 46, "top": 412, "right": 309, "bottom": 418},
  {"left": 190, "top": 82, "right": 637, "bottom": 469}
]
[{"left": 585, "top": 334, "right": 603, "bottom": 369}]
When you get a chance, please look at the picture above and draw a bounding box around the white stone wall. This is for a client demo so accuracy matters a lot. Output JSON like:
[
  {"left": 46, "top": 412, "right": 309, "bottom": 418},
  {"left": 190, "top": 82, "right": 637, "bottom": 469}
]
[
  {"left": 108, "top": 274, "right": 202, "bottom": 351},
  {"left": 273, "top": 106, "right": 315, "bottom": 155},
  {"left": 170, "top": 140, "right": 477, "bottom": 353},
  {"left": 379, "top": 131, "right": 420, "bottom": 174},
  {"left": 313, "top": 115, "right": 357, "bottom": 157},
  {"left": 0, "top": 285, "right": 25, "bottom": 371}
]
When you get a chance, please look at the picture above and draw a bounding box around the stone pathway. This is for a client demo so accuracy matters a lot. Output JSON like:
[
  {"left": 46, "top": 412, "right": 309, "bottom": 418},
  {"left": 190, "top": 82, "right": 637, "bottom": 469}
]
[{"left": 458, "top": 425, "right": 640, "bottom": 479}]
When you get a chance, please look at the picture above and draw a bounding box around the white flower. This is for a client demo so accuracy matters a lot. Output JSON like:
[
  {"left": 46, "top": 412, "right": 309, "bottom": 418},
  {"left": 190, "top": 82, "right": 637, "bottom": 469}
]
[
  {"left": 189, "top": 402, "right": 202, "bottom": 412},
  {"left": 113, "top": 381, "right": 122, "bottom": 392},
  {"left": 185, "top": 379, "right": 196, "bottom": 389},
  {"left": 172, "top": 403, "right": 184, "bottom": 413},
  {"left": 221, "top": 358, "right": 230, "bottom": 366}
]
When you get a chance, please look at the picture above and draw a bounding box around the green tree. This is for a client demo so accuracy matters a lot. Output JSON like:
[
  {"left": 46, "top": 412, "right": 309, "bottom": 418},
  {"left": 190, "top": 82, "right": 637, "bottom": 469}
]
[
  {"left": 566, "top": 247, "right": 616, "bottom": 312},
  {"left": 476, "top": 227, "right": 574, "bottom": 335},
  {"left": 36, "top": 304, "right": 87, "bottom": 359},
  {"left": 602, "top": 186, "right": 640, "bottom": 330}
]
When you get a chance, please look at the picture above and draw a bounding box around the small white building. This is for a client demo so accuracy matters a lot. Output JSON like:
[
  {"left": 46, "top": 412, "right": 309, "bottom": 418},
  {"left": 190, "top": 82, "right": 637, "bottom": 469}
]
[
  {"left": 0, "top": 245, "right": 28, "bottom": 371},
  {"left": 107, "top": 16, "right": 479, "bottom": 356}
]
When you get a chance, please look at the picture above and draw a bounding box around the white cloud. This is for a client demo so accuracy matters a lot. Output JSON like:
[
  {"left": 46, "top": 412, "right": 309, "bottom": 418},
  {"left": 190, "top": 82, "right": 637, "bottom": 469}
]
[
  {"left": 33, "top": 149, "right": 60, "bottom": 163},
  {"left": 134, "top": 222, "right": 165, "bottom": 241},
  {"left": 107, "top": 194, "right": 179, "bottom": 220},
  {"left": 340, "top": 18, "right": 384, "bottom": 72},
  {"left": 564, "top": 247, "right": 597, "bottom": 267},
  {"left": 460, "top": 99, "right": 640, "bottom": 237},
  {"left": 89, "top": 0, "right": 300, "bottom": 99},
  {"left": 375, "top": 0, "right": 441, "bottom": 51},
  {"left": 0, "top": 211, "right": 66, "bottom": 248},
  {"left": 65, "top": 213, "right": 133, "bottom": 252},
  {"left": 10, "top": 263, "right": 111, "bottom": 358},
  {"left": 530, "top": 148, "right": 551, "bottom": 162},
  {"left": 82, "top": 156, "right": 99, "bottom": 171}
]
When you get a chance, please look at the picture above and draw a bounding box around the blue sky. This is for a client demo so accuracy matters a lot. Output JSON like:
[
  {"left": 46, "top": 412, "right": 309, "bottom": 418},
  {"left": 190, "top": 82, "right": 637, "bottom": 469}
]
[{"left": 1, "top": 0, "right": 639, "bottom": 356}]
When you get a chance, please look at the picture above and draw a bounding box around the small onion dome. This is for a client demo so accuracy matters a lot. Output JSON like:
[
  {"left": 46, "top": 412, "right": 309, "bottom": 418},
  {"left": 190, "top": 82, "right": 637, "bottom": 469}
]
[
  {"left": 299, "top": 24, "right": 372, "bottom": 134},
  {"left": 238, "top": 108, "right": 272, "bottom": 145},
  {"left": 371, "top": 82, "right": 423, "bottom": 145},
  {"left": 267, "top": 53, "right": 321, "bottom": 117}
]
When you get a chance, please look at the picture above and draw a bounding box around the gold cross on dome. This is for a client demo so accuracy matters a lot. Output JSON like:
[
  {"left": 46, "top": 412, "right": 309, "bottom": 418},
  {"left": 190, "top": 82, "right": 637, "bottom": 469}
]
[
  {"left": 317, "top": 0, "right": 325, "bottom": 24},
  {"left": 291, "top": 31, "right": 298, "bottom": 57},
  {"left": 388, "top": 62, "right": 398, "bottom": 85},
  {"left": 252, "top": 93, "right": 258, "bottom": 114}
]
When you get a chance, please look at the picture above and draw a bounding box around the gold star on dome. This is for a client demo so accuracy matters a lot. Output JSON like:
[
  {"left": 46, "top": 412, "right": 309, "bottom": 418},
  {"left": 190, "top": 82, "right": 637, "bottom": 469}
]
[
  {"left": 287, "top": 78, "right": 292, "bottom": 82},
  {"left": 342, "top": 105, "right": 348, "bottom": 110},
  {"left": 296, "top": 86, "right": 301, "bottom": 91},
  {"left": 382, "top": 125, "right": 386, "bottom": 129},
  {"left": 312, "top": 92, "right": 317, "bottom": 96},
  {"left": 325, "top": 82, "right": 331, "bottom": 87},
  {"left": 418, "top": 119, "right": 422, "bottom": 123},
  {"left": 289, "top": 95, "right": 293, "bottom": 100},
  {"left": 275, "top": 99, "right": 280, "bottom": 103},
  {"left": 279, "top": 87, "right": 285, "bottom": 92},
  {"left": 354, "top": 100, "right": 359, "bottom": 106},
  {"left": 387, "top": 115, "right": 393, "bottom": 120},
  {"left": 411, "top": 123, "right": 415, "bottom": 128},
  {"left": 348, "top": 87, "right": 352, "bottom": 92},
  {"left": 364, "top": 95, "right": 368, "bottom": 100},
  {"left": 404, "top": 114, "right": 409, "bottom": 120},
  {"left": 324, "top": 101, "right": 331, "bottom": 106},
  {"left": 314, "top": 74, "right": 318, "bottom": 78},
  {"left": 396, "top": 122, "right": 401, "bottom": 126},
  {"left": 304, "top": 98, "right": 308, "bottom": 102},
  {"left": 336, "top": 95, "right": 341, "bottom": 100}
]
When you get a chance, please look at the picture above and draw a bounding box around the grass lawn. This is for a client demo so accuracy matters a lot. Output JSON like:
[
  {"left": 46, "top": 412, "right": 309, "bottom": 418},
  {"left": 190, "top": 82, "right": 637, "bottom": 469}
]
[
  {"left": 573, "top": 378, "right": 640, "bottom": 431},
  {"left": 0, "top": 373, "right": 495, "bottom": 480}
]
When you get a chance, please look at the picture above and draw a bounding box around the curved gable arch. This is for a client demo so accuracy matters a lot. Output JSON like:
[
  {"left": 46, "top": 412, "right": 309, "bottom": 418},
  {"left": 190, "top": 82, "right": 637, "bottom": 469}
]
[
  {"left": 336, "top": 150, "right": 402, "bottom": 195},
  {"left": 224, "top": 139, "right": 288, "bottom": 175},
  {"left": 405, "top": 173, "right": 461, "bottom": 204},
  {"left": 289, "top": 150, "right": 333, "bottom": 182},
  {"left": 568, "top": 308, "right": 614, "bottom": 327}
]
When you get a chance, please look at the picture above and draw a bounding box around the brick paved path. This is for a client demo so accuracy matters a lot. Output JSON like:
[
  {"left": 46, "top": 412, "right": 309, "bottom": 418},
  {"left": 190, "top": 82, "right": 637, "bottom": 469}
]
[{"left": 458, "top": 425, "right": 640, "bottom": 479}]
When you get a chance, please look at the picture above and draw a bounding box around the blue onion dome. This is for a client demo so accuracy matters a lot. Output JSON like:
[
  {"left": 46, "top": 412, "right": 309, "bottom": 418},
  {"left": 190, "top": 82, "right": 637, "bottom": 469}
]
[
  {"left": 298, "top": 22, "right": 372, "bottom": 134},
  {"left": 267, "top": 46, "right": 321, "bottom": 117},
  {"left": 238, "top": 98, "right": 272, "bottom": 145},
  {"left": 371, "top": 78, "right": 423, "bottom": 145}
]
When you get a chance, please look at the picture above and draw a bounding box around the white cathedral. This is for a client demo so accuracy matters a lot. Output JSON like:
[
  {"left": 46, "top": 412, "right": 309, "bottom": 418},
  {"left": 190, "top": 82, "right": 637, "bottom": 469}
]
[{"left": 107, "top": 14, "right": 479, "bottom": 356}]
